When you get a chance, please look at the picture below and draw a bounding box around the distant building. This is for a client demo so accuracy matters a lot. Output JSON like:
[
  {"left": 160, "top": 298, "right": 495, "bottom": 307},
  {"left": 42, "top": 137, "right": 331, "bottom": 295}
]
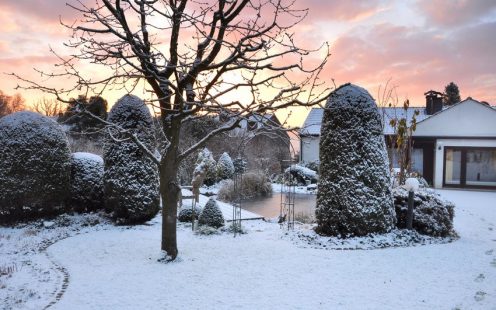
[
  {"left": 299, "top": 93, "right": 496, "bottom": 189},
  {"left": 234, "top": 113, "right": 291, "bottom": 173}
]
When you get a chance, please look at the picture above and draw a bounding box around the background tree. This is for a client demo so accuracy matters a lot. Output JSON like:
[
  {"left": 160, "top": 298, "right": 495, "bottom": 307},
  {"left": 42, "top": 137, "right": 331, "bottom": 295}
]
[
  {"left": 14, "top": 0, "right": 330, "bottom": 260},
  {"left": 443, "top": 82, "right": 461, "bottom": 105},
  {"left": 59, "top": 95, "right": 108, "bottom": 132},
  {"left": 32, "top": 98, "right": 65, "bottom": 117},
  {"left": 0, "top": 90, "right": 25, "bottom": 118}
]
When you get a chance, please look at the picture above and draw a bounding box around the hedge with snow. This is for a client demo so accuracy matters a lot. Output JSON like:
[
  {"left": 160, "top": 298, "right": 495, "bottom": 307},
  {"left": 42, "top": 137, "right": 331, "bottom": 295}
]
[
  {"left": 316, "top": 84, "right": 396, "bottom": 237},
  {"left": 0, "top": 111, "right": 71, "bottom": 223},
  {"left": 393, "top": 187, "right": 455, "bottom": 237},
  {"left": 103, "top": 95, "right": 160, "bottom": 224},
  {"left": 70, "top": 152, "right": 104, "bottom": 213}
]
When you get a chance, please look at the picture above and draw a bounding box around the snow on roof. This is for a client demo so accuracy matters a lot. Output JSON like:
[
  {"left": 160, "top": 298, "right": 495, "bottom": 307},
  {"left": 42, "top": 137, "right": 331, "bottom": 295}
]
[
  {"left": 300, "top": 107, "right": 430, "bottom": 136},
  {"left": 299, "top": 108, "right": 324, "bottom": 136},
  {"left": 237, "top": 113, "right": 279, "bottom": 130}
]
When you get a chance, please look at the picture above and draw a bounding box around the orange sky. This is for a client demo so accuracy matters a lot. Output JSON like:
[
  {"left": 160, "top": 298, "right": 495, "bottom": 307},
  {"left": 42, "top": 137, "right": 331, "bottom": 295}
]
[{"left": 1, "top": 0, "right": 495, "bottom": 127}]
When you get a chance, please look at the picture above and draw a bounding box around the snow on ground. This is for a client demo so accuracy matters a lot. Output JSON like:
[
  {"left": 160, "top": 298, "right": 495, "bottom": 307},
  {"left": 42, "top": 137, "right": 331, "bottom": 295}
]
[
  {"left": 0, "top": 214, "right": 111, "bottom": 310},
  {"left": 1, "top": 189, "right": 495, "bottom": 309}
]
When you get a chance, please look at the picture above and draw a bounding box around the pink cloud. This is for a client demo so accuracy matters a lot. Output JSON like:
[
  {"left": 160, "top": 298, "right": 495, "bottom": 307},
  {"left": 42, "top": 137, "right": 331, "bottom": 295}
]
[
  {"left": 326, "top": 22, "right": 496, "bottom": 105},
  {"left": 0, "top": 0, "right": 94, "bottom": 24},
  {"left": 299, "top": 0, "right": 389, "bottom": 22},
  {"left": 416, "top": 0, "right": 496, "bottom": 26}
]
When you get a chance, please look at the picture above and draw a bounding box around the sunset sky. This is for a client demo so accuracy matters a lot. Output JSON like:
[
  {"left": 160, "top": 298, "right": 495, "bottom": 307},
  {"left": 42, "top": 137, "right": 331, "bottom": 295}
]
[{"left": 1, "top": 0, "right": 495, "bottom": 126}]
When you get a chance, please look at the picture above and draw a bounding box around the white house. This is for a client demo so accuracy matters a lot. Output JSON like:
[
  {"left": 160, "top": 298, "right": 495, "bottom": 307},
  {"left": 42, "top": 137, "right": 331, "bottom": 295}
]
[{"left": 299, "top": 93, "right": 496, "bottom": 190}]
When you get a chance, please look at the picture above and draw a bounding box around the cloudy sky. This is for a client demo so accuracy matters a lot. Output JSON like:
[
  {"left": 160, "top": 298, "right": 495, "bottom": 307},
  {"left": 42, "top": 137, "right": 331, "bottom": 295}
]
[{"left": 0, "top": 0, "right": 495, "bottom": 126}]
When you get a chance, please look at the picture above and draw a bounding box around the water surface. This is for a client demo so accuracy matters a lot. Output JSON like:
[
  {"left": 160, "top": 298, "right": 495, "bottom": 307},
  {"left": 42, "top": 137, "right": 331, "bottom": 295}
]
[{"left": 240, "top": 193, "right": 316, "bottom": 219}]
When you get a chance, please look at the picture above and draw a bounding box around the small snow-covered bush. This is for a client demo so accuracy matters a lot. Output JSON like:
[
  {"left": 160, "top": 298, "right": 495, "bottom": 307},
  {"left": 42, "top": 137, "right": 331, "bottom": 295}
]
[
  {"left": 217, "top": 152, "right": 235, "bottom": 180},
  {"left": 302, "top": 161, "right": 320, "bottom": 174},
  {"left": 285, "top": 164, "right": 318, "bottom": 185},
  {"left": 178, "top": 206, "right": 202, "bottom": 223},
  {"left": 233, "top": 157, "right": 247, "bottom": 174},
  {"left": 195, "top": 148, "right": 217, "bottom": 186},
  {"left": 393, "top": 187, "right": 455, "bottom": 237},
  {"left": 217, "top": 171, "right": 272, "bottom": 202},
  {"left": 316, "top": 84, "right": 396, "bottom": 237},
  {"left": 104, "top": 95, "right": 160, "bottom": 224},
  {"left": 0, "top": 111, "right": 71, "bottom": 224},
  {"left": 198, "top": 198, "right": 225, "bottom": 228},
  {"left": 70, "top": 152, "right": 104, "bottom": 213}
]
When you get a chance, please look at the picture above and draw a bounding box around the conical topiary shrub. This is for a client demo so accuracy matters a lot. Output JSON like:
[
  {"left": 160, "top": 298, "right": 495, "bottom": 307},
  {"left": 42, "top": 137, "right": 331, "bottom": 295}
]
[
  {"left": 315, "top": 83, "right": 396, "bottom": 237},
  {"left": 198, "top": 198, "right": 225, "bottom": 228},
  {"left": 104, "top": 95, "right": 160, "bottom": 224},
  {"left": 0, "top": 111, "right": 71, "bottom": 224},
  {"left": 217, "top": 152, "right": 235, "bottom": 180}
]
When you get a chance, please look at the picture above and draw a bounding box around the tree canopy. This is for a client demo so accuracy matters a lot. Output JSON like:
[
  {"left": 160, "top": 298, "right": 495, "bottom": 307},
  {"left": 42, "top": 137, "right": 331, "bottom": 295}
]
[{"left": 443, "top": 82, "right": 461, "bottom": 105}]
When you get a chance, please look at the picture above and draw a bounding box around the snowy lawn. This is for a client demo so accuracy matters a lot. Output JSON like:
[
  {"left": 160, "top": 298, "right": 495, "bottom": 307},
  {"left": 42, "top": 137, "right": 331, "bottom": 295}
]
[{"left": 1, "top": 189, "right": 495, "bottom": 309}]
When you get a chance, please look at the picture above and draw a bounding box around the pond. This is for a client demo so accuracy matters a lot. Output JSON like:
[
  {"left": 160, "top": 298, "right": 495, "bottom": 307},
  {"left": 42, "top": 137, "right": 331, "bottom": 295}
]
[{"left": 240, "top": 193, "right": 317, "bottom": 219}]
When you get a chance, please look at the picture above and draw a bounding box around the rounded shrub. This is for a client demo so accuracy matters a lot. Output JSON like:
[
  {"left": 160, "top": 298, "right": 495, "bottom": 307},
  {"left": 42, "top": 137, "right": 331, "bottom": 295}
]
[
  {"left": 104, "top": 95, "right": 160, "bottom": 224},
  {"left": 178, "top": 206, "right": 202, "bottom": 223},
  {"left": 70, "top": 152, "right": 104, "bottom": 213},
  {"left": 198, "top": 198, "right": 225, "bottom": 228},
  {"left": 393, "top": 187, "right": 455, "bottom": 237},
  {"left": 316, "top": 84, "right": 396, "bottom": 237},
  {"left": 0, "top": 111, "right": 71, "bottom": 224}
]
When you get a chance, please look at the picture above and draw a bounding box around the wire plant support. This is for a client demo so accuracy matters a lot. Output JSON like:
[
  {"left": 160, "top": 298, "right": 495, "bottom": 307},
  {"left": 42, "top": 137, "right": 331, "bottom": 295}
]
[
  {"left": 280, "top": 160, "right": 296, "bottom": 230},
  {"left": 232, "top": 166, "right": 243, "bottom": 237}
]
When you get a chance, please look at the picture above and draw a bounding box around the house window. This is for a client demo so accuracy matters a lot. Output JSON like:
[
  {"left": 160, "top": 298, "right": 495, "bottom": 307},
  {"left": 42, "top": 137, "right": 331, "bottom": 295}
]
[
  {"left": 466, "top": 149, "right": 496, "bottom": 186},
  {"left": 388, "top": 148, "right": 399, "bottom": 169},
  {"left": 444, "top": 147, "right": 496, "bottom": 188},
  {"left": 411, "top": 148, "right": 424, "bottom": 175}
]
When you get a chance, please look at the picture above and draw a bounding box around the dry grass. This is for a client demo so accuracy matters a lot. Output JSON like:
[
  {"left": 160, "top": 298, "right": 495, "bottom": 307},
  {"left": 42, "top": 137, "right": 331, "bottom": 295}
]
[
  {"left": 0, "top": 263, "right": 18, "bottom": 277},
  {"left": 218, "top": 170, "right": 272, "bottom": 202}
]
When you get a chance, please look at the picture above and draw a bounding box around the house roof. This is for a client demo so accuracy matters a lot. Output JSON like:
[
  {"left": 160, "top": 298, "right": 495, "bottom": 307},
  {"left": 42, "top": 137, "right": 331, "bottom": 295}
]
[
  {"left": 299, "top": 108, "right": 323, "bottom": 136},
  {"left": 415, "top": 97, "right": 495, "bottom": 125},
  {"left": 237, "top": 113, "right": 281, "bottom": 130},
  {"left": 413, "top": 97, "right": 496, "bottom": 137},
  {"left": 299, "top": 106, "right": 430, "bottom": 136}
]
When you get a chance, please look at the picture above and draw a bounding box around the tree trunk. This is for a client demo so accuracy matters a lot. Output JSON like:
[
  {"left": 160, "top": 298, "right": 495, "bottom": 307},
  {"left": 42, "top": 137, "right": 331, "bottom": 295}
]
[{"left": 160, "top": 154, "right": 180, "bottom": 260}]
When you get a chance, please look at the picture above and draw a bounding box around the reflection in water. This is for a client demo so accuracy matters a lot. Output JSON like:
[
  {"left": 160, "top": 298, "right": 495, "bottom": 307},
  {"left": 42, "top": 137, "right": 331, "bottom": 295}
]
[{"left": 240, "top": 194, "right": 316, "bottom": 219}]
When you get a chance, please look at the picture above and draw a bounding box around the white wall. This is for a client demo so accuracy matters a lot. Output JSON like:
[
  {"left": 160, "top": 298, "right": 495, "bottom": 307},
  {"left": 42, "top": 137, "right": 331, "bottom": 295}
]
[
  {"left": 414, "top": 100, "right": 496, "bottom": 137},
  {"left": 300, "top": 136, "right": 320, "bottom": 163},
  {"left": 434, "top": 139, "right": 496, "bottom": 188}
]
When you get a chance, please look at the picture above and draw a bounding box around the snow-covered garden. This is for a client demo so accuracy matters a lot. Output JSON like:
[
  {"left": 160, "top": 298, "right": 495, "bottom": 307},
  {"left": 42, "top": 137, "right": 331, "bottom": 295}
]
[
  {"left": 2, "top": 82, "right": 493, "bottom": 310},
  {"left": 1, "top": 189, "right": 495, "bottom": 309}
]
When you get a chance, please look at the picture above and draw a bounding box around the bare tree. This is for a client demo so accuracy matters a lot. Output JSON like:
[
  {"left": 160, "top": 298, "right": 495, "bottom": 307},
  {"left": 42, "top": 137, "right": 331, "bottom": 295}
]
[
  {"left": 0, "top": 90, "right": 25, "bottom": 117},
  {"left": 32, "top": 98, "right": 65, "bottom": 117},
  {"left": 13, "top": 0, "right": 330, "bottom": 261}
]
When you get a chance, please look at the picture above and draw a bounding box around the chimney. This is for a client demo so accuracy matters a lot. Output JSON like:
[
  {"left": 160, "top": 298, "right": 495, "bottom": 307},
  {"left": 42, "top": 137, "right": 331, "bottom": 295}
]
[{"left": 424, "top": 90, "right": 444, "bottom": 115}]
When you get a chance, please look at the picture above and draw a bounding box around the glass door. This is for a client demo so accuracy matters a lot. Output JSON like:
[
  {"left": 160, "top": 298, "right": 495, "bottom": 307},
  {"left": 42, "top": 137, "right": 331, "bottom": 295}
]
[
  {"left": 444, "top": 148, "right": 462, "bottom": 185},
  {"left": 466, "top": 149, "right": 496, "bottom": 187}
]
